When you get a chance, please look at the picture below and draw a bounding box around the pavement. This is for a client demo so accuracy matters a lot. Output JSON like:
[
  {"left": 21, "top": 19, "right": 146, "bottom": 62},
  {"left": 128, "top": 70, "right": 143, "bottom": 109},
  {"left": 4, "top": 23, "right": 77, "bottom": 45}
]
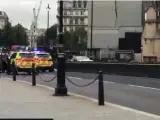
[
  {"left": 3, "top": 72, "right": 160, "bottom": 115},
  {"left": 0, "top": 77, "right": 160, "bottom": 120}
]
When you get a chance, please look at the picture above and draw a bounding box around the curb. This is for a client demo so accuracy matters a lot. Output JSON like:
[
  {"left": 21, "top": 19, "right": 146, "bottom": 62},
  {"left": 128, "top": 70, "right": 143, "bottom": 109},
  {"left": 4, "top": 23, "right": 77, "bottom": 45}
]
[{"left": 3, "top": 77, "right": 160, "bottom": 119}]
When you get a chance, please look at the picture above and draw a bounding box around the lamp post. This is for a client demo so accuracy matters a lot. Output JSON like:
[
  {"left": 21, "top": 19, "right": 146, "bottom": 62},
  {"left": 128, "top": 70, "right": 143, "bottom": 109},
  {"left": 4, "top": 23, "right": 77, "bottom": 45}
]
[
  {"left": 54, "top": 0, "right": 68, "bottom": 96},
  {"left": 17, "top": 23, "right": 20, "bottom": 45},
  {"left": 90, "top": 0, "right": 93, "bottom": 50},
  {"left": 46, "top": 4, "right": 51, "bottom": 45}
]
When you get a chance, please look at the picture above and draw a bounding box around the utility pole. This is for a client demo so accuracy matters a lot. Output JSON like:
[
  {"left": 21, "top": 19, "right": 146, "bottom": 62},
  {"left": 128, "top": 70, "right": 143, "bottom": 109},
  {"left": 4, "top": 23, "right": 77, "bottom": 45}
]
[
  {"left": 90, "top": 0, "right": 93, "bottom": 58},
  {"left": 54, "top": 0, "right": 68, "bottom": 96},
  {"left": 90, "top": 0, "right": 93, "bottom": 49},
  {"left": 17, "top": 23, "right": 20, "bottom": 45},
  {"left": 46, "top": 4, "right": 51, "bottom": 45}
]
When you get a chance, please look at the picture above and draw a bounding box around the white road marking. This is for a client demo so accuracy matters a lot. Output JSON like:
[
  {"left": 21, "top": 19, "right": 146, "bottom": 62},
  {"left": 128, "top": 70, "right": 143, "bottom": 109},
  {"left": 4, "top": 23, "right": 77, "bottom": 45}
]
[
  {"left": 66, "top": 76, "right": 160, "bottom": 91},
  {"left": 4, "top": 74, "right": 160, "bottom": 91},
  {"left": 128, "top": 84, "right": 160, "bottom": 91},
  {"left": 68, "top": 76, "right": 83, "bottom": 80},
  {"left": 3, "top": 77, "right": 160, "bottom": 119},
  {"left": 39, "top": 74, "right": 160, "bottom": 90}
]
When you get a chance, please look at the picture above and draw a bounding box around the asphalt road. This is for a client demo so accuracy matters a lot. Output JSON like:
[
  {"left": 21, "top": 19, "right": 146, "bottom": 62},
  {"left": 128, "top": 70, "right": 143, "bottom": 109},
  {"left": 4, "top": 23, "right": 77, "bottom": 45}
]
[{"left": 2, "top": 72, "right": 160, "bottom": 116}]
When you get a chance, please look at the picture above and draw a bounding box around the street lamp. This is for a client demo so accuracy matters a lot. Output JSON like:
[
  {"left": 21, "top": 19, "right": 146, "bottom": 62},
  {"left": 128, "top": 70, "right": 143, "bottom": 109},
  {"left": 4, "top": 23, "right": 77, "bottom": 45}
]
[
  {"left": 17, "top": 23, "right": 20, "bottom": 45},
  {"left": 90, "top": 0, "right": 93, "bottom": 50},
  {"left": 46, "top": 4, "right": 51, "bottom": 45},
  {"left": 54, "top": 0, "right": 68, "bottom": 96}
]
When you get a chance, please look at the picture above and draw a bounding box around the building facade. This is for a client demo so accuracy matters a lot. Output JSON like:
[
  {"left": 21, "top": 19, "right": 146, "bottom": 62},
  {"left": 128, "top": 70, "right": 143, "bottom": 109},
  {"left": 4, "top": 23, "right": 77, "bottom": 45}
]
[
  {"left": 27, "top": 28, "right": 46, "bottom": 48},
  {"left": 87, "top": 1, "right": 143, "bottom": 59},
  {"left": 141, "top": 2, "right": 160, "bottom": 63},
  {"left": 0, "top": 11, "right": 8, "bottom": 29},
  {"left": 57, "top": 0, "right": 88, "bottom": 32}
]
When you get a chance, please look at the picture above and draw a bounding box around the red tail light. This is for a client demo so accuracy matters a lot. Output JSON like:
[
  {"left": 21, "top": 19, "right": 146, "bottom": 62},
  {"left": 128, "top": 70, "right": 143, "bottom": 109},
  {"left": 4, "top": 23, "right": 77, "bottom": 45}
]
[
  {"left": 34, "top": 58, "right": 39, "bottom": 62},
  {"left": 16, "top": 58, "right": 23, "bottom": 63}
]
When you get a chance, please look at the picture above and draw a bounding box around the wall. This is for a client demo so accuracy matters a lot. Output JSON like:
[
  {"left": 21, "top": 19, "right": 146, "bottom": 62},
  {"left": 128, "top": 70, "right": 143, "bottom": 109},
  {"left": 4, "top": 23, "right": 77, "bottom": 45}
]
[{"left": 87, "top": 1, "right": 142, "bottom": 49}]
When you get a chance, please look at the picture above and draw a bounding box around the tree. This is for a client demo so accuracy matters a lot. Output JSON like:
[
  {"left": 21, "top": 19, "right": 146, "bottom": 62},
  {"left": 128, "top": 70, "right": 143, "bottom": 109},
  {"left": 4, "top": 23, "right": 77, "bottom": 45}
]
[
  {"left": 0, "top": 21, "right": 12, "bottom": 46},
  {"left": 12, "top": 24, "right": 28, "bottom": 45},
  {"left": 74, "top": 27, "right": 87, "bottom": 50},
  {"left": 63, "top": 27, "right": 87, "bottom": 50},
  {"left": 44, "top": 24, "right": 57, "bottom": 45},
  {"left": 0, "top": 22, "right": 28, "bottom": 47},
  {"left": 37, "top": 35, "right": 45, "bottom": 46},
  {"left": 63, "top": 31, "right": 73, "bottom": 49}
]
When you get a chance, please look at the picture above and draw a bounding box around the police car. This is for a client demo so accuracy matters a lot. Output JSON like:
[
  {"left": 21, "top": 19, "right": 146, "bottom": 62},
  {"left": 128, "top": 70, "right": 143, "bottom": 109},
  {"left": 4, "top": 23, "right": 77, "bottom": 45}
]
[
  {"left": 33, "top": 50, "right": 54, "bottom": 72},
  {"left": 7, "top": 51, "right": 37, "bottom": 75}
]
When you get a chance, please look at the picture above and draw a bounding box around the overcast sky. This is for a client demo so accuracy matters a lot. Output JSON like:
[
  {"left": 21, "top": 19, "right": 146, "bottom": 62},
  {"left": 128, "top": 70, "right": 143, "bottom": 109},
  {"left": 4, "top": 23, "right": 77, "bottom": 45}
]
[{"left": 0, "top": 0, "right": 57, "bottom": 29}]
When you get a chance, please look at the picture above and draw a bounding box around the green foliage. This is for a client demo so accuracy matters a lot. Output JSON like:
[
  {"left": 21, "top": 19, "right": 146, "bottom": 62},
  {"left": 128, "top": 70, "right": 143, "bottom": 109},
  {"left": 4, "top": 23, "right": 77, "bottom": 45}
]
[
  {"left": 0, "top": 22, "right": 28, "bottom": 47},
  {"left": 63, "top": 27, "right": 87, "bottom": 50},
  {"left": 44, "top": 24, "right": 57, "bottom": 45},
  {"left": 37, "top": 25, "right": 87, "bottom": 50}
]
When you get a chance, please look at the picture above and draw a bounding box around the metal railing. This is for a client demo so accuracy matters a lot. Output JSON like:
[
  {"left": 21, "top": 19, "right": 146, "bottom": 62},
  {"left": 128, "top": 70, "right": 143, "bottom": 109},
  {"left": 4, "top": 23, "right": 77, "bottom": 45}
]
[{"left": 11, "top": 62, "right": 105, "bottom": 106}]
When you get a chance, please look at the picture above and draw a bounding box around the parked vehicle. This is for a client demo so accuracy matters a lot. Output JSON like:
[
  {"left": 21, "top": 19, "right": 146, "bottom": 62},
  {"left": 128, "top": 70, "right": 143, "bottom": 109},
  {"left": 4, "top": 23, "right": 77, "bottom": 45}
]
[
  {"left": 7, "top": 51, "right": 37, "bottom": 75},
  {"left": 34, "top": 51, "right": 54, "bottom": 72},
  {"left": 70, "top": 56, "right": 93, "bottom": 62}
]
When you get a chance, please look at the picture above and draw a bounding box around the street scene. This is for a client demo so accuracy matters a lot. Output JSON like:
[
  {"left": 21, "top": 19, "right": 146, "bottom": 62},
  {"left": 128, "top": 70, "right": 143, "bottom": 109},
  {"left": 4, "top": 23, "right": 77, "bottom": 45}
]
[{"left": 0, "top": 0, "right": 160, "bottom": 119}]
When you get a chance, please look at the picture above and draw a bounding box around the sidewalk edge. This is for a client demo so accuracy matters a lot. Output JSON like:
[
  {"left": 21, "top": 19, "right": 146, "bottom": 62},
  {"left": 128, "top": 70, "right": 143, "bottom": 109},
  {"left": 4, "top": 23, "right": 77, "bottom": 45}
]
[{"left": 4, "top": 77, "right": 160, "bottom": 119}]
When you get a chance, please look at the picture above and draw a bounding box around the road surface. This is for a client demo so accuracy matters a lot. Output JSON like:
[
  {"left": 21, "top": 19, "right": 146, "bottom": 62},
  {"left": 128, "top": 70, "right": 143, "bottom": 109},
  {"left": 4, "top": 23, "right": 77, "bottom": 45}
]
[{"left": 3, "top": 71, "right": 160, "bottom": 116}]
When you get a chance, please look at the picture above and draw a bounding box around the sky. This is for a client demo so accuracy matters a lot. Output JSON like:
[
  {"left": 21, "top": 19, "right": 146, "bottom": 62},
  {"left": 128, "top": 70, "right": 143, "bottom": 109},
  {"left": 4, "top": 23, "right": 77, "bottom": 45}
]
[{"left": 0, "top": 0, "right": 57, "bottom": 29}]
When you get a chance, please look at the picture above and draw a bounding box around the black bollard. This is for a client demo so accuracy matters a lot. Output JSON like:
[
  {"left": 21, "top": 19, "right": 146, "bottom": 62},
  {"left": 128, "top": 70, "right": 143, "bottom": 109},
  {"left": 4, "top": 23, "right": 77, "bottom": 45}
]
[
  {"left": 98, "top": 71, "right": 105, "bottom": 105},
  {"left": 32, "top": 63, "right": 36, "bottom": 86},
  {"left": 12, "top": 62, "right": 16, "bottom": 81},
  {"left": 54, "top": 53, "right": 68, "bottom": 96}
]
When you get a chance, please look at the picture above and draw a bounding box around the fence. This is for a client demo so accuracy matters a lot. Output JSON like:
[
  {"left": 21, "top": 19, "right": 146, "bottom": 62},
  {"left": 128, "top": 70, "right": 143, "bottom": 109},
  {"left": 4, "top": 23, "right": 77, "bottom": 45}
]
[{"left": 10, "top": 62, "right": 105, "bottom": 106}]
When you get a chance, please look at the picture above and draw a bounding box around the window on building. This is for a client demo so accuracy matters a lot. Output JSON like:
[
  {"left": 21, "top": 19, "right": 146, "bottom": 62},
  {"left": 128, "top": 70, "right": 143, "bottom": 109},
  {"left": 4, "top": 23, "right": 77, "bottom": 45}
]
[
  {"left": 75, "top": 11, "right": 79, "bottom": 15},
  {"left": 64, "top": 11, "right": 67, "bottom": 15},
  {"left": 64, "top": 3, "right": 67, "bottom": 9},
  {"left": 64, "top": 18, "right": 67, "bottom": 24},
  {"left": 70, "top": 11, "right": 73, "bottom": 15},
  {"left": 73, "top": 0, "right": 76, "bottom": 8},
  {"left": 64, "top": 27, "right": 67, "bottom": 32},
  {"left": 81, "top": 11, "right": 84, "bottom": 15},
  {"left": 70, "top": 19, "right": 73, "bottom": 24},
  {"left": 78, "top": 0, "right": 82, "bottom": 8},
  {"left": 83, "top": 0, "right": 87, "bottom": 8},
  {"left": 80, "top": 18, "right": 84, "bottom": 25},
  {"left": 75, "top": 18, "right": 78, "bottom": 24},
  {"left": 70, "top": 27, "right": 73, "bottom": 31}
]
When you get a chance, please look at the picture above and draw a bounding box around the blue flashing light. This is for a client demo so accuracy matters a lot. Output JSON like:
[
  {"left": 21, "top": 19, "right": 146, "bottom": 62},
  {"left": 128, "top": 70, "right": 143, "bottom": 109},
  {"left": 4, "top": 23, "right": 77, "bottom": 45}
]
[
  {"left": 33, "top": 50, "right": 45, "bottom": 54},
  {"left": 34, "top": 48, "right": 37, "bottom": 51}
]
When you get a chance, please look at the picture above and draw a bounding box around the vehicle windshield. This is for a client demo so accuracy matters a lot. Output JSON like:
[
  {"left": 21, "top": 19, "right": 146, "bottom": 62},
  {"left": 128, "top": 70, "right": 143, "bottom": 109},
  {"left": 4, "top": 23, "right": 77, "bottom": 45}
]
[
  {"left": 37, "top": 53, "right": 50, "bottom": 58},
  {"left": 19, "top": 53, "right": 35, "bottom": 58}
]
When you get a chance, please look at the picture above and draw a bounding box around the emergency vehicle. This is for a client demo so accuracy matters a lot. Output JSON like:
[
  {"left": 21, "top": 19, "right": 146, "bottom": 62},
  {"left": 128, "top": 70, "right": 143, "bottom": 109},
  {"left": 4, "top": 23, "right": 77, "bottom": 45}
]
[
  {"left": 34, "top": 51, "right": 54, "bottom": 72},
  {"left": 7, "top": 51, "right": 37, "bottom": 75}
]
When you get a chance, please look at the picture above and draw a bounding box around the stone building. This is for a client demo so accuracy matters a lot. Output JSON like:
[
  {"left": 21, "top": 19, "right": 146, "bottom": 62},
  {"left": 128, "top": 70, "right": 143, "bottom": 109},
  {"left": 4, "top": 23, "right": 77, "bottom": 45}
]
[
  {"left": 57, "top": 0, "right": 88, "bottom": 32},
  {"left": 87, "top": 1, "right": 143, "bottom": 60}
]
